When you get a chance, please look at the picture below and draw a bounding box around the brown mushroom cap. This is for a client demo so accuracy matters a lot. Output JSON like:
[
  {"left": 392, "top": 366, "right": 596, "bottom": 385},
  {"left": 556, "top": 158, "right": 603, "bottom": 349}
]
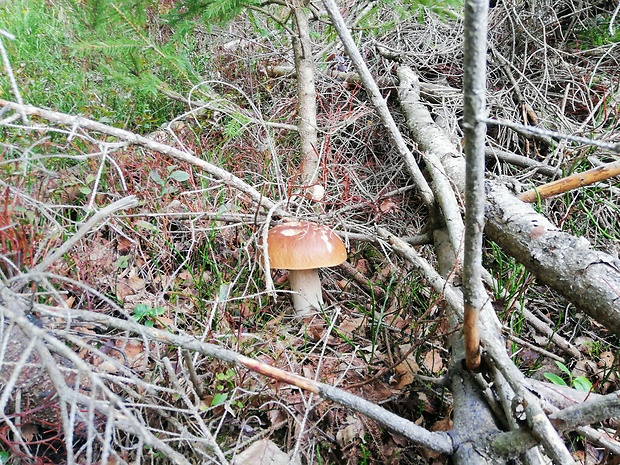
[{"left": 267, "top": 221, "right": 347, "bottom": 270}]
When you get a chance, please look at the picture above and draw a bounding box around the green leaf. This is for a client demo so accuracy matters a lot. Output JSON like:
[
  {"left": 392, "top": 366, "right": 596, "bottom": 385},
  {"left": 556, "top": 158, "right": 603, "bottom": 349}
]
[
  {"left": 133, "top": 303, "right": 150, "bottom": 318},
  {"left": 211, "top": 392, "right": 228, "bottom": 407},
  {"left": 0, "top": 451, "right": 10, "bottom": 463},
  {"left": 135, "top": 220, "right": 159, "bottom": 231},
  {"left": 544, "top": 372, "right": 568, "bottom": 386},
  {"left": 150, "top": 170, "right": 164, "bottom": 185},
  {"left": 114, "top": 255, "right": 130, "bottom": 270},
  {"left": 572, "top": 376, "right": 593, "bottom": 392},
  {"left": 555, "top": 361, "right": 571, "bottom": 376},
  {"left": 168, "top": 170, "right": 190, "bottom": 182},
  {"left": 153, "top": 306, "right": 166, "bottom": 316}
]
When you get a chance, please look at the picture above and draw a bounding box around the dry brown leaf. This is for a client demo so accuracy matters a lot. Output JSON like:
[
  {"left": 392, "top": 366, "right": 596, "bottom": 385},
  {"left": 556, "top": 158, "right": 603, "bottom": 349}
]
[
  {"left": 122, "top": 340, "right": 146, "bottom": 369},
  {"left": 598, "top": 351, "right": 615, "bottom": 368},
  {"left": 388, "top": 314, "right": 411, "bottom": 331},
  {"left": 127, "top": 268, "right": 146, "bottom": 291},
  {"left": 117, "top": 237, "right": 133, "bottom": 254},
  {"left": 573, "top": 336, "right": 595, "bottom": 352},
  {"left": 268, "top": 408, "right": 287, "bottom": 427},
  {"left": 116, "top": 268, "right": 146, "bottom": 301},
  {"left": 338, "top": 316, "right": 365, "bottom": 336},
  {"left": 573, "top": 359, "right": 597, "bottom": 378},
  {"left": 430, "top": 417, "right": 453, "bottom": 432},
  {"left": 379, "top": 198, "right": 400, "bottom": 214},
  {"left": 20, "top": 423, "right": 39, "bottom": 442},
  {"left": 336, "top": 278, "right": 351, "bottom": 290},
  {"left": 336, "top": 415, "right": 365, "bottom": 447},
  {"left": 89, "top": 239, "right": 115, "bottom": 272},
  {"left": 302, "top": 365, "right": 315, "bottom": 380},
  {"left": 422, "top": 349, "right": 444, "bottom": 374},
  {"left": 393, "top": 344, "right": 419, "bottom": 389},
  {"left": 355, "top": 258, "right": 371, "bottom": 275},
  {"left": 233, "top": 439, "right": 300, "bottom": 465},
  {"left": 64, "top": 295, "right": 75, "bottom": 308}
]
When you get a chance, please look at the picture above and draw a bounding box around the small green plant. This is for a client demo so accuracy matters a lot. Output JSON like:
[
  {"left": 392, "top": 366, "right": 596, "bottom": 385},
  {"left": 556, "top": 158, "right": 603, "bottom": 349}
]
[
  {"left": 544, "top": 361, "right": 593, "bottom": 392},
  {"left": 0, "top": 451, "right": 10, "bottom": 464},
  {"left": 132, "top": 303, "right": 166, "bottom": 327},
  {"left": 211, "top": 368, "right": 243, "bottom": 408},
  {"left": 149, "top": 167, "right": 191, "bottom": 195},
  {"left": 576, "top": 18, "right": 620, "bottom": 48}
]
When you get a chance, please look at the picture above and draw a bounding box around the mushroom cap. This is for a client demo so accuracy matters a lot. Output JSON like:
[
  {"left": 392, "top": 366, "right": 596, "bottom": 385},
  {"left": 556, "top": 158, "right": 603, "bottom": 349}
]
[{"left": 267, "top": 221, "right": 347, "bottom": 270}]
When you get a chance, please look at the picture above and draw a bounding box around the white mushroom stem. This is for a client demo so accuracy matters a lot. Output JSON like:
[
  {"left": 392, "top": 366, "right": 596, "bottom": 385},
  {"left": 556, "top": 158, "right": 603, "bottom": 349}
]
[{"left": 287, "top": 269, "right": 324, "bottom": 316}]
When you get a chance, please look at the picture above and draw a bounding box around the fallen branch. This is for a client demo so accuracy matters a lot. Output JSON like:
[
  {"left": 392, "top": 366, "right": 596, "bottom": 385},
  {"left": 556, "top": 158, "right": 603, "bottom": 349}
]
[
  {"left": 0, "top": 100, "right": 284, "bottom": 216},
  {"left": 20, "top": 287, "right": 618, "bottom": 461},
  {"left": 395, "top": 68, "right": 620, "bottom": 335},
  {"left": 16, "top": 294, "right": 456, "bottom": 456},
  {"left": 485, "top": 147, "right": 561, "bottom": 177},
  {"left": 518, "top": 158, "right": 620, "bottom": 202}
]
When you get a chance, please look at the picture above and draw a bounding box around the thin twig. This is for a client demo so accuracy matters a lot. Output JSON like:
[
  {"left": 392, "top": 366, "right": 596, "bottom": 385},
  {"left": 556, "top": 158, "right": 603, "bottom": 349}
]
[{"left": 32, "top": 196, "right": 139, "bottom": 273}]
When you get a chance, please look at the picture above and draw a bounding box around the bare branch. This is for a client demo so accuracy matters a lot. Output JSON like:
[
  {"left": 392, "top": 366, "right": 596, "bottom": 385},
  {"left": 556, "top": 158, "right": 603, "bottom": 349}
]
[
  {"left": 518, "top": 158, "right": 620, "bottom": 203},
  {"left": 461, "top": 0, "right": 489, "bottom": 372},
  {"left": 0, "top": 100, "right": 284, "bottom": 216}
]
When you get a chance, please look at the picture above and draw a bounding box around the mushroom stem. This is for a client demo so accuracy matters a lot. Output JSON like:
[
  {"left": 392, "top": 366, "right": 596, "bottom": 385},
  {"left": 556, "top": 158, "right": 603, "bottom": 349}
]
[{"left": 287, "top": 268, "right": 324, "bottom": 316}]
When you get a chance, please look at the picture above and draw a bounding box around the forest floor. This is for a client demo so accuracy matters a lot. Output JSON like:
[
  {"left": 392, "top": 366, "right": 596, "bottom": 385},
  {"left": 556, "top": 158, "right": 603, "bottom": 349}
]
[{"left": 1, "top": 0, "right": 619, "bottom": 464}]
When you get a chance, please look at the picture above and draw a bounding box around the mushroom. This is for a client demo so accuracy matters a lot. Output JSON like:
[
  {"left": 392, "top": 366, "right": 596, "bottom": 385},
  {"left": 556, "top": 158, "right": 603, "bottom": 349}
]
[{"left": 267, "top": 221, "right": 347, "bottom": 316}]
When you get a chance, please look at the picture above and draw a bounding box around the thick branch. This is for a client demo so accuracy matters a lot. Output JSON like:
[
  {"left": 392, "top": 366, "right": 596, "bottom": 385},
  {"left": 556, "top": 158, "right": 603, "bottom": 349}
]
[
  {"left": 395, "top": 71, "right": 620, "bottom": 336},
  {"left": 491, "top": 390, "right": 620, "bottom": 458},
  {"left": 461, "top": 0, "right": 489, "bottom": 371},
  {"left": 486, "top": 182, "right": 620, "bottom": 334},
  {"left": 518, "top": 158, "right": 620, "bottom": 203},
  {"left": 397, "top": 68, "right": 464, "bottom": 261}
]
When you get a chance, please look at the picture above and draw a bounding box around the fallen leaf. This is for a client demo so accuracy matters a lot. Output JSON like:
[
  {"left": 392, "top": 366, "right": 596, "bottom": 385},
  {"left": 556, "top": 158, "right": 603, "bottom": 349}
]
[
  {"left": 20, "top": 423, "right": 39, "bottom": 442},
  {"left": 336, "top": 278, "right": 351, "bottom": 290},
  {"left": 267, "top": 408, "right": 287, "bottom": 427},
  {"left": 233, "top": 439, "right": 301, "bottom": 465},
  {"left": 430, "top": 417, "right": 453, "bottom": 432},
  {"left": 336, "top": 415, "right": 365, "bottom": 447},
  {"left": 573, "top": 359, "right": 597, "bottom": 378},
  {"left": 598, "top": 351, "right": 615, "bottom": 368},
  {"left": 116, "top": 268, "right": 146, "bottom": 301},
  {"left": 422, "top": 349, "right": 444, "bottom": 374},
  {"left": 338, "top": 316, "right": 365, "bottom": 336},
  {"left": 355, "top": 258, "right": 371, "bottom": 276},
  {"left": 117, "top": 237, "right": 133, "bottom": 254},
  {"left": 393, "top": 344, "right": 419, "bottom": 389},
  {"left": 379, "top": 198, "right": 399, "bottom": 214}
]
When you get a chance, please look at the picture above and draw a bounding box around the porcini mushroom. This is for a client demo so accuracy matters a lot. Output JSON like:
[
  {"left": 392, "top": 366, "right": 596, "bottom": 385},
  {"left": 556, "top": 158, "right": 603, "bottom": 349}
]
[{"left": 267, "top": 221, "right": 347, "bottom": 316}]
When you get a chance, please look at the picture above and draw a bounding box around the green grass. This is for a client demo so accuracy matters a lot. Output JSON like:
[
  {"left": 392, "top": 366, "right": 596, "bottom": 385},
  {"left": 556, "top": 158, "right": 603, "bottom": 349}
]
[
  {"left": 0, "top": 0, "right": 196, "bottom": 131},
  {"left": 576, "top": 17, "right": 620, "bottom": 48}
]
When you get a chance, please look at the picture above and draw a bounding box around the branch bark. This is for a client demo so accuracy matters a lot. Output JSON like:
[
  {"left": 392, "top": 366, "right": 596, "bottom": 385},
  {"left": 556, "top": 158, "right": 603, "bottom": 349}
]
[
  {"left": 394, "top": 71, "right": 620, "bottom": 335},
  {"left": 289, "top": 0, "right": 323, "bottom": 200},
  {"left": 518, "top": 158, "right": 620, "bottom": 203},
  {"left": 461, "top": 0, "right": 489, "bottom": 371},
  {"left": 485, "top": 181, "right": 620, "bottom": 333}
]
